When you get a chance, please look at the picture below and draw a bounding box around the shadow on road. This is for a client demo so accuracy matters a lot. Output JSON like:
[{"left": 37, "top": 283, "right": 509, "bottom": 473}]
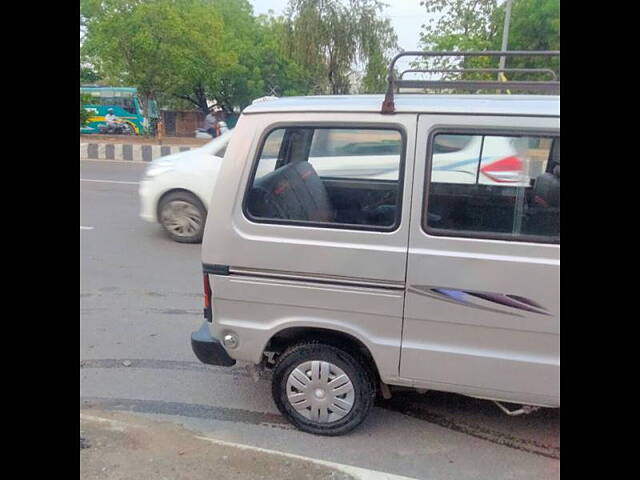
[{"left": 377, "top": 390, "right": 559, "bottom": 459}]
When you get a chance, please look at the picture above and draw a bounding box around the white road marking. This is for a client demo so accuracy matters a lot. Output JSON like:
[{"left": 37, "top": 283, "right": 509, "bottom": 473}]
[
  {"left": 80, "top": 226, "right": 95, "bottom": 230},
  {"left": 81, "top": 159, "right": 150, "bottom": 165},
  {"left": 195, "top": 435, "right": 418, "bottom": 480},
  {"left": 81, "top": 178, "right": 140, "bottom": 185}
]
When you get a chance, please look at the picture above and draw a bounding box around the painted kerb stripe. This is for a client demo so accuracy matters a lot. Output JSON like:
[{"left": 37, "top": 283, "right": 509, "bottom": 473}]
[
  {"left": 123, "top": 144, "right": 133, "bottom": 161},
  {"left": 80, "top": 143, "right": 192, "bottom": 162},
  {"left": 87, "top": 144, "right": 98, "bottom": 159},
  {"left": 141, "top": 145, "right": 152, "bottom": 162},
  {"left": 105, "top": 144, "right": 115, "bottom": 160}
]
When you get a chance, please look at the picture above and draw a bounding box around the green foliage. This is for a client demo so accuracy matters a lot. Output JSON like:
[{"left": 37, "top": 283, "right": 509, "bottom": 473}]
[
  {"left": 417, "top": 0, "right": 559, "bottom": 83},
  {"left": 170, "top": 0, "right": 253, "bottom": 112},
  {"left": 80, "top": 93, "right": 93, "bottom": 126},
  {"left": 491, "top": 0, "right": 560, "bottom": 78},
  {"left": 80, "top": 66, "right": 101, "bottom": 84},
  {"left": 254, "top": 15, "right": 312, "bottom": 97},
  {"left": 417, "top": 0, "right": 499, "bottom": 77},
  {"left": 361, "top": 48, "right": 389, "bottom": 94},
  {"left": 283, "top": 0, "right": 398, "bottom": 94},
  {"left": 180, "top": 0, "right": 312, "bottom": 112}
]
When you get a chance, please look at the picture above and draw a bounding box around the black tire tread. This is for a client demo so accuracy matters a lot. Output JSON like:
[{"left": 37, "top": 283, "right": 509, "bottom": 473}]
[{"left": 272, "top": 341, "right": 376, "bottom": 436}]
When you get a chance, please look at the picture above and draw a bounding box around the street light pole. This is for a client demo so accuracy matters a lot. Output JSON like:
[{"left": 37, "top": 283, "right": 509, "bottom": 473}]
[{"left": 498, "top": 0, "right": 514, "bottom": 74}]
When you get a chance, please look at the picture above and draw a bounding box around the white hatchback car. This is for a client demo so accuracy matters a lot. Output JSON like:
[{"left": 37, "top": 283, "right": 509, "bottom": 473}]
[
  {"left": 140, "top": 128, "right": 529, "bottom": 243},
  {"left": 139, "top": 131, "right": 232, "bottom": 243}
]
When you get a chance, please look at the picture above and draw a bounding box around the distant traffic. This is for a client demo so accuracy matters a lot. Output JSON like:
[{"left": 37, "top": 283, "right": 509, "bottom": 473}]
[{"left": 80, "top": 86, "right": 145, "bottom": 135}]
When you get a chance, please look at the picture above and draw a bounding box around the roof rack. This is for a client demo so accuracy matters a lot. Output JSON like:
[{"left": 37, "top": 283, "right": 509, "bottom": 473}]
[
  {"left": 381, "top": 51, "right": 560, "bottom": 113},
  {"left": 399, "top": 67, "right": 558, "bottom": 82}
]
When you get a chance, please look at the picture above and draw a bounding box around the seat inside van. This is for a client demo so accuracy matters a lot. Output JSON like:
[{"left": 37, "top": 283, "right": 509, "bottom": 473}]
[
  {"left": 246, "top": 126, "right": 405, "bottom": 228},
  {"left": 523, "top": 138, "right": 560, "bottom": 236},
  {"left": 247, "top": 159, "right": 399, "bottom": 227},
  {"left": 247, "top": 161, "right": 335, "bottom": 223}
]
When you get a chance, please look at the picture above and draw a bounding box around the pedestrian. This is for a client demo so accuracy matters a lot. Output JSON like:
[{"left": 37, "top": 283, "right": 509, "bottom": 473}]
[{"left": 204, "top": 110, "right": 218, "bottom": 138}]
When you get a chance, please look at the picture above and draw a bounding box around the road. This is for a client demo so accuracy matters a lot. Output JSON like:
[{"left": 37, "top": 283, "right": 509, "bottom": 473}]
[{"left": 80, "top": 159, "right": 560, "bottom": 480}]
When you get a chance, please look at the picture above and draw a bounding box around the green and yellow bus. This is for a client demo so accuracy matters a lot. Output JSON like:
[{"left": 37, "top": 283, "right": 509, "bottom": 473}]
[{"left": 80, "top": 86, "right": 146, "bottom": 135}]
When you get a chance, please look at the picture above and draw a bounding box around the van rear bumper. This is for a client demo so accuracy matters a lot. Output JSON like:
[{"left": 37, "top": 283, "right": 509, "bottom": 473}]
[{"left": 191, "top": 321, "right": 236, "bottom": 367}]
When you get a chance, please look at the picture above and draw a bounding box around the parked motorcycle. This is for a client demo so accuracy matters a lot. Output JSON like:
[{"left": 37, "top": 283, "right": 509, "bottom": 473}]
[{"left": 98, "top": 120, "right": 134, "bottom": 135}]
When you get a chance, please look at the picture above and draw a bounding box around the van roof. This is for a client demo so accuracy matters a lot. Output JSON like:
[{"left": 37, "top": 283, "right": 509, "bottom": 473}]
[{"left": 243, "top": 94, "right": 559, "bottom": 118}]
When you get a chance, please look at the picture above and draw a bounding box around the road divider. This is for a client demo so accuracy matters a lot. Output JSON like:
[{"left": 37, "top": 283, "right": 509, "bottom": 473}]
[{"left": 81, "top": 142, "right": 193, "bottom": 162}]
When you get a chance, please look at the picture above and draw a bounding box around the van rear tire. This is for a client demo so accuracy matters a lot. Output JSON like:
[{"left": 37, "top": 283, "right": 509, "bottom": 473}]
[{"left": 272, "top": 342, "right": 375, "bottom": 436}]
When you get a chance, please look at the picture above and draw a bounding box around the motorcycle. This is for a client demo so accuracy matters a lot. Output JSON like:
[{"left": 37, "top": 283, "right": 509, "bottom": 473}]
[
  {"left": 98, "top": 120, "right": 133, "bottom": 135},
  {"left": 194, "top": 121, "right": 229, "bottom": 139},
  {"left": 195, "top": 128, "right": 214, "bottom": 139}
]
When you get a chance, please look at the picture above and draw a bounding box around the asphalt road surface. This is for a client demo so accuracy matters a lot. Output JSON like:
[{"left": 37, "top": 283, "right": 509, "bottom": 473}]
[{"left": 80, "top": 159, "right": 560, "bottom": 480}]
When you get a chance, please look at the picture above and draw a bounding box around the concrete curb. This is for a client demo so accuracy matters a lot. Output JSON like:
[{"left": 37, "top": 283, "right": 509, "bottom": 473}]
[{"left": 80, "top": 143, "right": 193, "bottom": 162}]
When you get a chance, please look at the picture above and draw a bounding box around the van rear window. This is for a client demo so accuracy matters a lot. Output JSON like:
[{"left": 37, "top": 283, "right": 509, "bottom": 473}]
[
  {"left": 424, "top": 133, "right": 559, "bottom": 243},
  {"left": 245, "top": 126, "right": 405, "bottom": 231}
]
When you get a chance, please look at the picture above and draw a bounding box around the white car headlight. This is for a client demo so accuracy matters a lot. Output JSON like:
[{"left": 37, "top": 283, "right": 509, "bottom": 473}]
[{"left": 144, "top": 163, "right": 175, "bottom": 178}]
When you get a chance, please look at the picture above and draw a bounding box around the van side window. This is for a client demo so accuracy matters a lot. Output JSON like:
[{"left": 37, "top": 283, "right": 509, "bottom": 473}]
[
  {"left": 425, "top": 133, "right": 559, "bottom": 243},
  {"left": 245, "top": 127, "right": 404, "bottom": 230},
  {"left": 309, "top": 129, "right": 402, "bottom": 173}
]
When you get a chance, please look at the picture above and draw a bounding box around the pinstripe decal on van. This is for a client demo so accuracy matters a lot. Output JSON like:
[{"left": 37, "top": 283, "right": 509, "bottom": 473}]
[
  {"left": 222, "top": 266, "right": 405, "bottom": 291},
  {"left": 408, "top": 285, "right": 550, "bottom": 317}
]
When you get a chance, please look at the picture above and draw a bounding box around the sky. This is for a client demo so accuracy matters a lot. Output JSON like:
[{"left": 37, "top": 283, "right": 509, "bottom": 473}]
[{"left": 249, "top": 0, "right": 430, "bottom": 72}]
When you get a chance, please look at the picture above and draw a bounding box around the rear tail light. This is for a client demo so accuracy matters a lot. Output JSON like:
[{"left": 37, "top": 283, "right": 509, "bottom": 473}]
[
  {"left": 480, "top": 155, "right": 524, "bottom": 183},
  {"left": 203, "top": 273, "right": 212, "bottom": 322}
]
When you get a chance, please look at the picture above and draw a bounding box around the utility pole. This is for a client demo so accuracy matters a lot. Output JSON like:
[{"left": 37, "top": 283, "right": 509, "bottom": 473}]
[{"left": 498, "top": 0, "right": 514, "bottom": 75}]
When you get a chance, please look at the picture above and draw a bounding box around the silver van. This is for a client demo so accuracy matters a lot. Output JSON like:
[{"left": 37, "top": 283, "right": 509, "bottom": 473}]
[{"left": 192, "top": 52, "right": 560, "bottom": 435}]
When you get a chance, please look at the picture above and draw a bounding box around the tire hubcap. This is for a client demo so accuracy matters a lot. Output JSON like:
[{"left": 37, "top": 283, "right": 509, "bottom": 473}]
[
  {"left": 161, "top": 200, "right": 202, "bottom": 237},
  {"left": 285, "top": 360, "right": 355, "bottom": 423}
]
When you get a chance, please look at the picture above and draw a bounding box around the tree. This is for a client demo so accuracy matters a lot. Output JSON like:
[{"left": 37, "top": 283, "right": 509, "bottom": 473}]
[
  {"left": 416, "top": 0, "right": 559, "bottom": 83},
  {"left": 417, "top": 0, "right": 500, "bottom": 77},
  {"left": 80, "top": 93, "right": 92, "bottom": 126},
  {"left": 80, "top": 66, "right": 101, "bottom": 84},
  {"left": 169, "top": 0, "right": 252, "bottom": 114},
  {"left": 491, "top": 0, "right": 560, "bottom": 79},
  {"left": 173, "top": 1, "right": 315, "bottom": 113},
  {"left": 361, "top": 44, "right": 390, "bottom": 93},
  {"left": 282, "top": 0, "right": 398, "bottom": 94},
  {"left": 81, "top": 0, "right": 232, "bottom": 115},
  {"left": 247, "top": 14, "right": 313, "bottom": 97}
]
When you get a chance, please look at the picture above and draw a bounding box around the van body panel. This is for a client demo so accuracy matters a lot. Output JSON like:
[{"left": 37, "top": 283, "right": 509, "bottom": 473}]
[
  {"left": 202, "top": 112, "right": 418, "bottom": 383},
  {"left": 209, "top": 273, "right": 404, "bottom": 380},
  {"left": 400, "top": 114, "right": 559, "bottom": 406}
]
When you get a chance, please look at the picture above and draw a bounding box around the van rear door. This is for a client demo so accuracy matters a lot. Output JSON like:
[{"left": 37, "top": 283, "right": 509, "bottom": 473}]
[
  {"left": 400, "top": 113, "right": 560, "bottom": 406},
  {"left": 202, "top": 113, "right": 417, "bottom": 380}
]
